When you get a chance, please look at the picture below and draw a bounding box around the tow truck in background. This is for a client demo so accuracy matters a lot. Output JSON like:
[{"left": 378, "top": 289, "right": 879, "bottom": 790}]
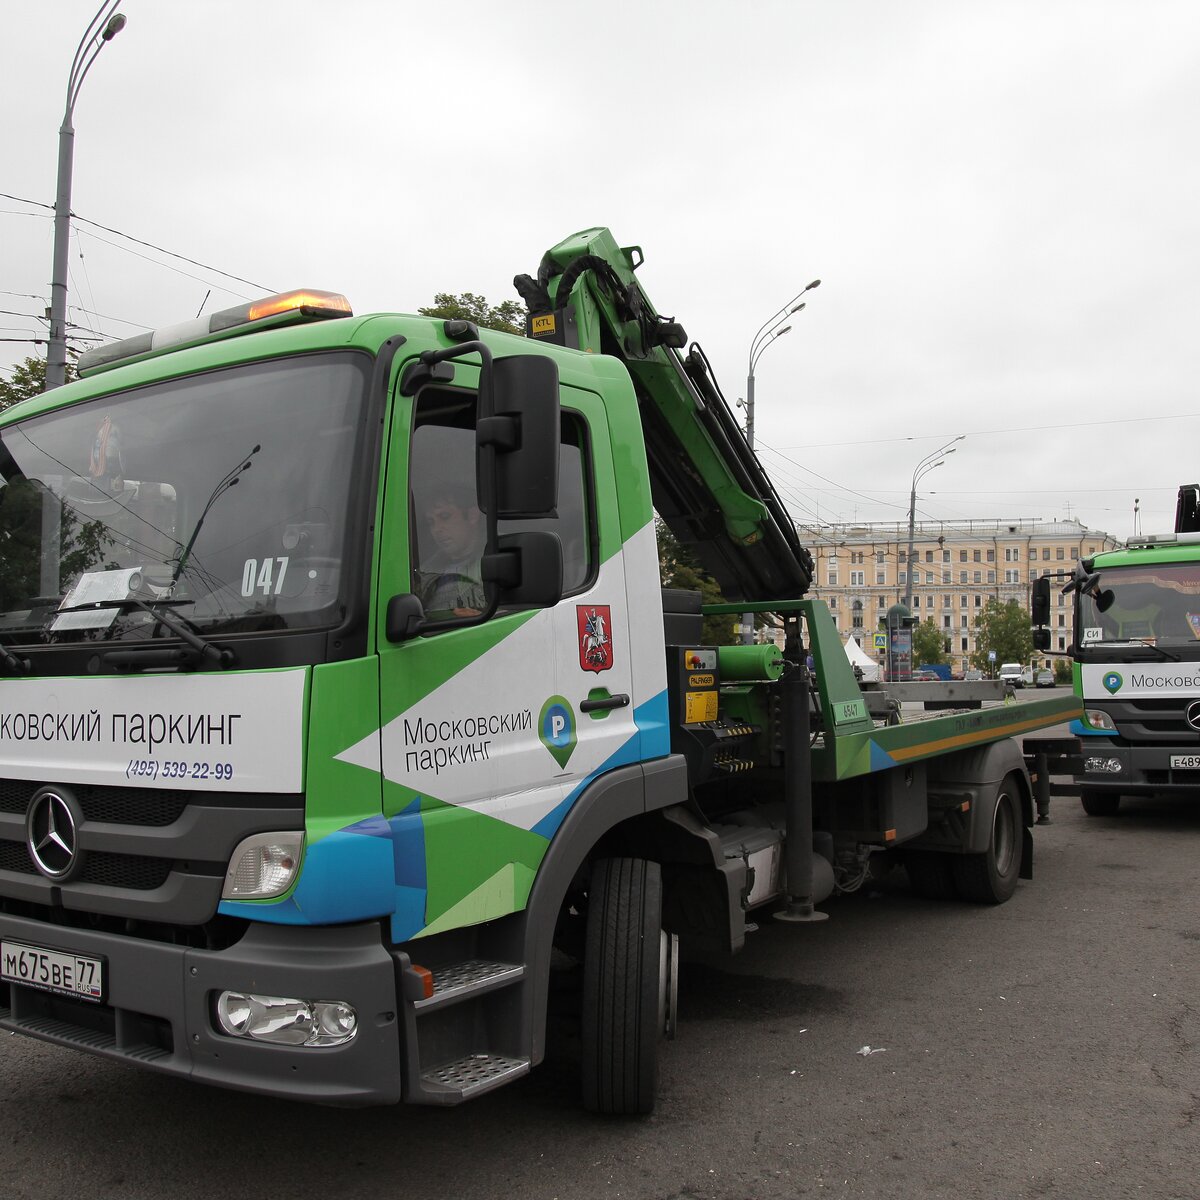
[
  {"left": 0, "top": 228, "right": 1078, "bottom": 1113},
  {"left": 1051, "top": 483, "right": 1200, "bottom": 816}
]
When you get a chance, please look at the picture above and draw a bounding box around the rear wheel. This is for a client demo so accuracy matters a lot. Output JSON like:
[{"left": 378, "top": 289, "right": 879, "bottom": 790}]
[
  {"left": 953, "top": 775, "right": 1023, "bottom": 903},
  {"left": 1080, "top": 790, "right": 1121, "bottom": 817},
  {"left": 581, "top": 858, "right": 666, "bottom": 1115}
]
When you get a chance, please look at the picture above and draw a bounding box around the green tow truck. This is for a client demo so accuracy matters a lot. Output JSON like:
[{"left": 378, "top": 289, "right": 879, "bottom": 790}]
[
  {"left": 1051, "top": 483, "right": 1200, "bottom": 815},
  {"left": 0, "top": 228, "right": 1077, "bottom": 1112}
]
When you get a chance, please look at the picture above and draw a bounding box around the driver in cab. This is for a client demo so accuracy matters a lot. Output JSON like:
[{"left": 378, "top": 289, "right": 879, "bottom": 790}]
[{"left": 416, "top": 485, "right": 486, "bottom": 617}]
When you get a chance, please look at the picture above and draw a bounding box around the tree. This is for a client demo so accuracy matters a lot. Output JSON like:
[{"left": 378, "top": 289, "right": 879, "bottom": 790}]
[
  {"left": 418, "top": 293, "right": 526, "bottom": 337},
  {"left": 0, "top": 355, "right": 76, "bottom": 410},
  {"left": 970, "top": 598, "right": 1032, "bottom": 671},
  {"left": 656, "top": 518, "right": 737, "bottom": 645},
  {"left": 912, "top": 617, "right": 948, "bottom": 665}
]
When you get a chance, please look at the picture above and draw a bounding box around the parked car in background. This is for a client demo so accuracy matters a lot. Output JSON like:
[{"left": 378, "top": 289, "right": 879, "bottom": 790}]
[
  {"left": 911, "top": 669, "right": 941, "bottom": 681},
  {"left": 999, "top": 662, "right": 1024, "bottom": 688},
  {"left": 964, "top": 668, "right": 984, "bottom": 681},
  {"left": 1035, "top": 669, "right": 1055, "bottom": 688}
]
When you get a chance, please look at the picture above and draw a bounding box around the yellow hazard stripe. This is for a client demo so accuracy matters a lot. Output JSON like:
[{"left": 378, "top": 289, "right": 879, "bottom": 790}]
[{"left": 885, "top": 711, "right": 1072, "bottom": 762}]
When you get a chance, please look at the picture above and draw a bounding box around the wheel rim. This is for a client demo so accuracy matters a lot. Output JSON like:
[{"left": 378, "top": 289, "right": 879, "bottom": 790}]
[
  {"left": 992, "top": 791, "right": 1016, "bottom": 874},
  {"left": 658, "top": 930, "right": 679, "bottom": 1040}
]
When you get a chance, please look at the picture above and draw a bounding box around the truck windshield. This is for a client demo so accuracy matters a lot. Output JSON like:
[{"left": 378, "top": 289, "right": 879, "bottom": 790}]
[
  {"left": 0, "top": 352, "right": 368, "bottom": 646},
  {"left": 1079, "top": 561, "right": 1200, "bottom": 652}
]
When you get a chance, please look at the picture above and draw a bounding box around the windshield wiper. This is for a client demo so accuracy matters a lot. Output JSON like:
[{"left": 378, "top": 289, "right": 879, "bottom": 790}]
[
  {"left": 172, "top": 443, "right": 260, "bottom": 590},
  {"left": 57, "top": 597, "right": 236, "bottom": 668},
  {"left": 0, "top": 643, "right": 30, "bottom": 676},
  {"left": 1127, "top": 639, "right": 1180, "bottom": 662}
]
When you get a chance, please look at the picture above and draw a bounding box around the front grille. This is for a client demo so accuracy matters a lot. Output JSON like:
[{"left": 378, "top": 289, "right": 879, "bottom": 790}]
[
  {"left": 0, "top": 776, "right": 304, "bottom": 926},
  {"left": 0, "top": 839, "right": 176, "bottom": 891},
  {"left": 0, "top": 780, "right": 192, "bottom": 826},
  {"left": 1111, "top": 698, "right": 1200, "bottom": 743}
]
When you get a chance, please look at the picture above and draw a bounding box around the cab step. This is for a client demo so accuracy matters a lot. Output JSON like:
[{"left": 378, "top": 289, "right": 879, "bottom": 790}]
[
  {"left": 414, "top": 959, "right": 525, "bottom": 1011},
  {"left": 420, "top": 1052, "right": 530, "bottom": 1101}
]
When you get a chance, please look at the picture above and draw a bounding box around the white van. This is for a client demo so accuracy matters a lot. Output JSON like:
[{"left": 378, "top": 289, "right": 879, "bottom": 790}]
[{"left": 999, "top": 662, "right": 1024, "bottom": 688}]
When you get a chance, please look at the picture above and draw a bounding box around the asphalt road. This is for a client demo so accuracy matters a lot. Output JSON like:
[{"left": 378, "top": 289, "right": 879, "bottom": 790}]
[{"left": 1, "top": 765, "right": 1196, "bottom": 1200}]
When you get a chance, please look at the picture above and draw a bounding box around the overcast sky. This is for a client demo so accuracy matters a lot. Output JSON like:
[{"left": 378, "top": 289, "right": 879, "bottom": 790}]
[{"left": 4, "top": 1, "right": 1198, "bottom": 542}]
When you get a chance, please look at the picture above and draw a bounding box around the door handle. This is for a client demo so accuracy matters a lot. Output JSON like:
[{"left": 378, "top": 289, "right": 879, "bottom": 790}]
[{"left": 580, "top": 693, "right": 630, "bottom": 713}]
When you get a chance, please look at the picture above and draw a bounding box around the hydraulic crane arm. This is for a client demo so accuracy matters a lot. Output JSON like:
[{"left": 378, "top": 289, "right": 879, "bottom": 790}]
[{"left": 515, "top": 227, "right": 813, "bottom": 603}]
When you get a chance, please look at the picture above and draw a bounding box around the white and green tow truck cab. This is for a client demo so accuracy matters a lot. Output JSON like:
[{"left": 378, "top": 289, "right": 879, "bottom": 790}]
[
  {"left": 0, "top": 286, "right": 683, "bottom": 1106},
  {"left": 1067, "top": 524, "right": 1200, "bottom": 816}
]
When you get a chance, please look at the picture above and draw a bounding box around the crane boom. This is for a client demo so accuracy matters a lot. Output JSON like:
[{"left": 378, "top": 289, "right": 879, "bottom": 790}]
[{"left": 515, "top": 226, "right": 813, "bottom": 602}]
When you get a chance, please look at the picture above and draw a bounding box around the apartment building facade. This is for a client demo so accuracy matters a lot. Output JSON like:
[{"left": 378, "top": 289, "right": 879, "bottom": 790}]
[{"left": 802, "top": 518, "right": 1121, "bottom": 676}]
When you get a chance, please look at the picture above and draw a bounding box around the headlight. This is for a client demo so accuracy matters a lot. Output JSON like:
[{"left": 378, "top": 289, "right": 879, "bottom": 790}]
[
  {"left": 215, "top": 991, "right": 357, "bottom": 1047},
  {"left": 222, "top": 832, "right": 303, "bottom": 899},
  {"left": 1083, "top": 708, "right": 1117, "bottom": 732}
]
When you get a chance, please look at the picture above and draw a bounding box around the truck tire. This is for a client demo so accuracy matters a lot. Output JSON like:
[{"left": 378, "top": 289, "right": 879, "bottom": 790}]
[
  {"left": 905, "top": 851, "right": 957, "bottom": 900},
  {"left": 581, "top": 857, "right": 664, "bottom": 1115},
  {"left": 1080, "top": 791, "right": 1120, "bottom": 817},
  {"left": 952, "top": 774, "right": 1022, "bottom": 904}
]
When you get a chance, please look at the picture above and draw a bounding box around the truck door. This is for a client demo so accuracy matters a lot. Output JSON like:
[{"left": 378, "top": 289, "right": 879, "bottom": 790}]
[{"left": 369, "top": 373, "right": 645, "bottom": 942}]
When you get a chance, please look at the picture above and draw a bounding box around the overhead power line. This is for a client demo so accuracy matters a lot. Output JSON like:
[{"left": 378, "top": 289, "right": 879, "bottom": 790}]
[{"left": 0, "top": 190, "right": 273, "bottom": 294}]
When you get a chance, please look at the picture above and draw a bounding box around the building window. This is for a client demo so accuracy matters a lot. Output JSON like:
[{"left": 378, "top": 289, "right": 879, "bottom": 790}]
[
  {"left": 960, "top": 550, "right": 968, "bottom": 562},
  {"left": 974, "top": 594, "right": 982, "bottom": 607},
  {"left": 973, "top": 550, "right": 981, "bottom": 562},
  {"left": 961, "top": 614, "right": 968, "bottom": 627},
  {"left": 876, "top": 552, "right": 885, "bottom": 564},
  {"left": 850, "top": 570, "right": 864, "bottom": 586},
  {"left": 898, "top": 551, "right": 907, "bottom": 563},
  {"left": 912, "top": 595, "right": 920, "bottom": 608},
  {"left": 987, "top": 549, "right": 995, "bottom": 562},
  {"left": 829, "top": 596, "right": 837, "bottom": 608},
  {"left": 942, "top": 571, "right": 950, "bottom": 583},
  {"left": 1058, "top": 636, "right": 1065, "bottom": 650},
  {"left": 925, "top": 550, "right": 934, "bottom": 562},
  {"left": 876, "top": 571, "right": 886, "bottom": 584},
  {"left": 959, "top": 571, "right": 968, "bottom": 583},
  {"left": 898, "top": 571, "right": 906, "bottom": 584},
  {"left": 943, "top": 615, "right": 951, "bottom": 628},
  {"left": 851, "top": 600, "right": 863, "bottom": 629},
  {"left": 974, "top": 571, "right": 982, "bottom": 583},
  {"left": 1058, "top": 613, "right": 1065, "bottom": 626},
  {"left": 878, "top": 595, "right": 886, "bottom": 609},
  {"left": 828, "top": 572, "right": 838, "bottom": 586},
  {"left": 960, "top": 595, "right": 968, "bottom": 607},
  {"left": 942, "top": 593, "right": 951, "bottom": 607},
  {"left": 1057, "top": 547, "right": 1065, "bottom": 560},
  {"left": 961, "top": 637, "right": 969, "bottom": 652},
  {"left": 1005, "top": 569, "right": 1020, "bottom": 583}
]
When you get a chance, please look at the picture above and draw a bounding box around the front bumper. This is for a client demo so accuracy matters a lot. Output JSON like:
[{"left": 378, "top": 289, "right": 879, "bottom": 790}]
[
  {"left": 1077, "top": 743, "right": 1200, "bottom": 798},
  {"left": 0, "top": 913, "right": 402, "bottom": 1106}
]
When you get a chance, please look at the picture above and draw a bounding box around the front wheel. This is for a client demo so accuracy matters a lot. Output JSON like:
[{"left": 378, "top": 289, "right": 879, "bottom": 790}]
[
  {"left": 581, "top": 858, "right": 666, "bottom": 1115},
  {"left": 952, "top": 775, "right": 1023, "bottom": 904},
  {"left": 1081, "top": 790, "right": 1121, "bottom": 817}
]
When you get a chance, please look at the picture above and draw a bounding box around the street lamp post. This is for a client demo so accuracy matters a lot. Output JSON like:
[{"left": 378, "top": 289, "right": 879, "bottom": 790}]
[
  {"left": 903, "top": 435, "right": 964, "bottom": 609},
  {"left": 45, "top": 2, "right": 127, "bottom": 392},
  {"left": 740, "top": 279, "right": 821, "bottom": 643}
]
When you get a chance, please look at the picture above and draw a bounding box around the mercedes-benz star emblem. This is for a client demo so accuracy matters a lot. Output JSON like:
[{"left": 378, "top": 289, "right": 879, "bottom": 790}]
[
  {"left": 25, "top": 789, "right": 81, "bottom": 881},
  {"left": 1186, "top": 700, "right": 1200, "bottom": 732}
]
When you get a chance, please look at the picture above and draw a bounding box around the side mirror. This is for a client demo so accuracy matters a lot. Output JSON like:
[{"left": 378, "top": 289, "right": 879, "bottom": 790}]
[
  {"left": 1031, "top": 576, "right": 1050, "bottom": 626},
  {"left": 1032, "top": 628, "right": 1051, "bottom": 651},
  {"left": 482, "top": 531, "right": 563, "bottom": 608},
  {"left": 478, "top": 355, "right": 560, "bottom": 519},
  {"left": 1096, "top": 588, "right": 1115, "bottom": 614},
  {"left": 385, "top": 593, "right": 426, "bottom": 643}
]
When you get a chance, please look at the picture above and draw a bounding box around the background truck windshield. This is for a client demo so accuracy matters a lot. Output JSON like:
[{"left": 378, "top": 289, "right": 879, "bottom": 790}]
[
  {"left": 1080, "top": 562, "right": 1200, "bottom": 650},
  {"left": 0, "top": 353, "right": 367, "bottom": 645}
]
